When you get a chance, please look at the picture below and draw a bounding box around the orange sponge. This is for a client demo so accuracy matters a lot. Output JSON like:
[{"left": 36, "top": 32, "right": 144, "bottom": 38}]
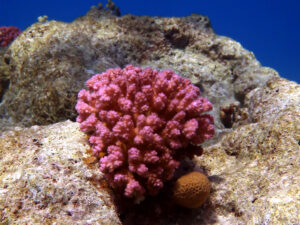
[{"left": 172, "top": 171, "right": 210, "bottom": 208}]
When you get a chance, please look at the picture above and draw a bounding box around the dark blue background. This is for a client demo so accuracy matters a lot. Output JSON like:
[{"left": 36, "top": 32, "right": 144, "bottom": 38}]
[{"left": 1, "top": 0, "right": 299, "bottom": 83}]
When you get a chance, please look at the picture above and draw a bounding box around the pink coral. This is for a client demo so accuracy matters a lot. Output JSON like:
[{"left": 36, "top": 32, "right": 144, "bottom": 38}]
[
  {"left": 0, "top": 26, "right": 21, "bottom": 47},
  {"left": 76, "top": 65, "right": 214, "bottom": 199}
]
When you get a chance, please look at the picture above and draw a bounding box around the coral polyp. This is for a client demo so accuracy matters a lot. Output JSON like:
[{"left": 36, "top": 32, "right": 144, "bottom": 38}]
[{"left": 76, "top": 65, "right": 214, "bottom": 199}]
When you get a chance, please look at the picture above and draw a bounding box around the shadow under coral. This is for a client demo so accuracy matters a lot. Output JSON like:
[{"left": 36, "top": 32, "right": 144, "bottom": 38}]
[{"left": 114, "top": 160, "right": 219, "bottom": 225}]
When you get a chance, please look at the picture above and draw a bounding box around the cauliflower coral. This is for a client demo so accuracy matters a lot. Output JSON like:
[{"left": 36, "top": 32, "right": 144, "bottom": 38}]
[
  {"left": 0, "top": 26, "right": 21, "bottom": 47},
  {"left": 76, "top": 65, "right": 214, "bottom": 200}
]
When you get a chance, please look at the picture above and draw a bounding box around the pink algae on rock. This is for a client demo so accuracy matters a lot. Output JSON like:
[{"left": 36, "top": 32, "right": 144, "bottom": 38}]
[{"left": 76, "top": 65, "right": 214, "bottom": 200}]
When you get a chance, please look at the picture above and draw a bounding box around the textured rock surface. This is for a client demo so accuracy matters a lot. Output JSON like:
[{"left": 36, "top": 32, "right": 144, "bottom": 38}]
[
  {"left": 0, "top": 47, "right": 9, "bottom": 103},
  {"left": 0, "top": 5, "right": 278, "bottom": 133},
  {"left": 0, "top": 120, "right": 121, "bottom": 225},
  {"left": 193, "top": 77, "right": 300, "bottom": 225}
]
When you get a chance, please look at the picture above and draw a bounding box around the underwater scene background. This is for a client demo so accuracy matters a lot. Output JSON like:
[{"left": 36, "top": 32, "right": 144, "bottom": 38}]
[
  {"left": 0, "top": 1, "right": 299, "bottom": 224},
  {"left": 1, "top": 0, "right": 299, "bottom": 83}
]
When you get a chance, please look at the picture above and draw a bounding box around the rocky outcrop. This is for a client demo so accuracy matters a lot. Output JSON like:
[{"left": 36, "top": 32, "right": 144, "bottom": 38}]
[
  {"left": 194, "top": 78, "right": 300, "bottom": 225},
  {"left": 0, "top": 4, "right": 277, "bottom": 134},
  {"left": 0, "top": 120, "right": 121, "bottom": 225}
]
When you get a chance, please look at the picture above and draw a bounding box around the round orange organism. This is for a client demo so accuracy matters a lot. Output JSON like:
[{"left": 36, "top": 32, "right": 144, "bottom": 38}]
[{"left": 173, "top": 171, "right": 210, "bottom": 208}]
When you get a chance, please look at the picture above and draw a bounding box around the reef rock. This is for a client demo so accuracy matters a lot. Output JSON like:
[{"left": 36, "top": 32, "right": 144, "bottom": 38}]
[
  {"left": 0, "top": 120, "right": 121, "bottom": 225},
  {"left": 193, "top": 77, "right": 300, "bottom": 225},
  {"left": 0, "top": 4, "right": 278, "bottom": 133},
  {"left": 0, "top": 47, "right": 9, "bottom": 105}
]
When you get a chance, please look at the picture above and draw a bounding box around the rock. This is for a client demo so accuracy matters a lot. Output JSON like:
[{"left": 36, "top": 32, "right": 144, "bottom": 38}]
[
  {"left": 0, "top": 120, "right": 121, "bottom": 225},
  {"left": 0, "top": 46, "right": 9, "bottom": 101},
  {"left": 0, "top": 5, "right": 278, "bottom": 133},
  {"left": 193, "top": 78, "right": 300, "bottom": 224},
  {"left": 0, "top": 46, "right": 11, "bottom": 131},
  {"left": 244, "top": 77, "right": 300, "bottom": 122}
]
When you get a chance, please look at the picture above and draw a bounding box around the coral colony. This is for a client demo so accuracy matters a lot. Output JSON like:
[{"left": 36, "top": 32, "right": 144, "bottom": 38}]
[
  {"left": 173, "top": 171, "right": 211, "bottom": 208},
  {"left": 0, "top": 26, "right": 21, "bottom": 47},
  {"left": 76, "top": 65, "right": 214, "bottom": 200}
]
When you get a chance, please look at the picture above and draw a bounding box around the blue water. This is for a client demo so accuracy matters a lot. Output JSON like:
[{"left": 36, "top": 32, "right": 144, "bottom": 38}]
[{"left": 1, "top": 0, "right": 299, "bottom": 83}]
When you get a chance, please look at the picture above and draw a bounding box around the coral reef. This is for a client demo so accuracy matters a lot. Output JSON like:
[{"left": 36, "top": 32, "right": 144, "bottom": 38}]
[
  {"left": 120, "top": 77, "right": 300, "bottom": 225},
  {"left": 0, "top": 4, "right": 278, "bottom": 131},
  {"left": 172, "top": 171, "right": 210, "bottom": 208},
  {"left": 0, "top": 78, "right": 298, "bottom": 224},
  {"left": 0, "top": 2, "right": 298, "bottom": 224},
  {"left": 0, "top": 26, "right": 21, "bottom": 47},
  {"left": 76, "top": 65, "right": 214, "bottom": 199}
]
